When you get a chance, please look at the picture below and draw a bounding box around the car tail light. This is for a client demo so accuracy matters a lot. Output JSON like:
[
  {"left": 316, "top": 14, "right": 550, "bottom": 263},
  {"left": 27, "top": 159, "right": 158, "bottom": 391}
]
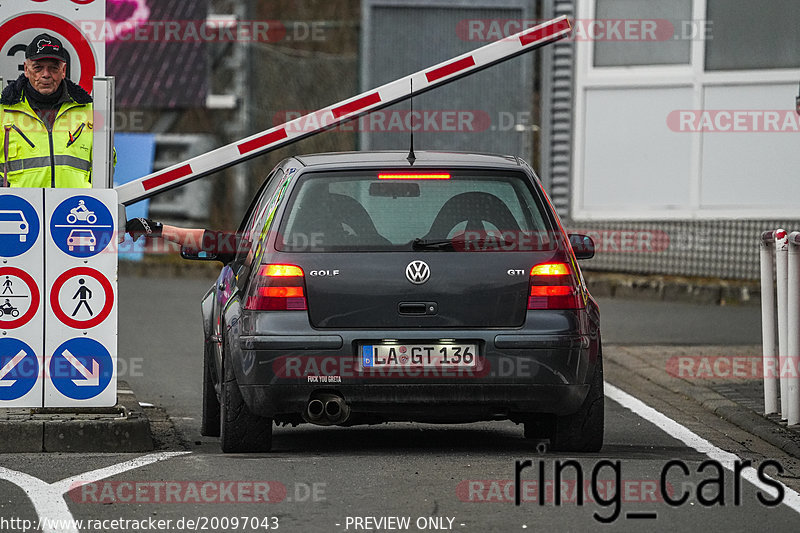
[
  {"left": 245, "top": 264, "right": 307, "bottom": 310},
  {"left": 527, "top": 262, "right": 583, "bottom": 310},
  {"left": 377, "top": 172, "right": 451, "bottom": 180}
]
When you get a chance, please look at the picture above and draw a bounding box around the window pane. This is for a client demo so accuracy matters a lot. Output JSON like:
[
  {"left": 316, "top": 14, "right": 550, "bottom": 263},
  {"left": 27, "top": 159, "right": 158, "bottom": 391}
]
[
  {"left": 593, "top": 0, "right": 692, "bottom": 67},
  {"left": 706, "top": 0, "right": 800, "bottom": 70},
  {"left": 278, "top": 171, "right": 553, "bottom": 252}
]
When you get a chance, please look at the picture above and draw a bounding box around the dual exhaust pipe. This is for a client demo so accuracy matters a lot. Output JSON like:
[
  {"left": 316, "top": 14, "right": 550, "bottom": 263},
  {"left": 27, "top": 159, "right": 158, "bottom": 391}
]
[{"left": 305, "top": 392, "right": 350, "bottom": 426}]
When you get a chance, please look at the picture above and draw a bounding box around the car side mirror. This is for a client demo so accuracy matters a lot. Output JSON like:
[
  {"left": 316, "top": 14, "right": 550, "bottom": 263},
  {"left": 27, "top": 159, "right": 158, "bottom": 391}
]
[
  {"left": 569, "top": 233, "right": 595, "bottom": 260},
  {"left": 180, "top": 246, "right": 219, "bottom": 262}
]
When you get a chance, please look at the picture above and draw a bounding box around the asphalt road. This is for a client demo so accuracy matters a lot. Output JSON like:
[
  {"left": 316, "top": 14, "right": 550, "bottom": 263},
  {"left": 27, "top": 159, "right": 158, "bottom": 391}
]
[{"left": 0, "top": 274, "right": 794, "bottom": 533}]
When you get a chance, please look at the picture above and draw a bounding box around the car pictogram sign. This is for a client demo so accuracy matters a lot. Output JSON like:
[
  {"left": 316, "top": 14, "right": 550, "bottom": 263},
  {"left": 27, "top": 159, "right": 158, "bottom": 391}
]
[
  {"left": 48, "top": 337, "right": 113, "bottom": 401},
  {"left": 50, "top": 267, "right": 113, "bottom": 329},
  {"left": 0, "top": 194, "right": 40, "bottom": 258},
  {"left": 49, "top": 195, "right": 115, "bottom": 258}
]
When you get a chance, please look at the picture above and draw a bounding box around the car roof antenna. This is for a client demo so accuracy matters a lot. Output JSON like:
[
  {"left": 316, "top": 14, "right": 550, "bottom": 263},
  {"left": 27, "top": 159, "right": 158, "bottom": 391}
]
[{"left": 407, "top": 78, "right": 416, "bottom": 166}]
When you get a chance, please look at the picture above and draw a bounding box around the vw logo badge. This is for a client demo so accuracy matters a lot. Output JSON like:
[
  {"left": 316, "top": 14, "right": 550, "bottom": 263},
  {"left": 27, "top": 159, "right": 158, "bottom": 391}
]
[{"left": 405, "top": 260, "right": 430, "bottom": 284}]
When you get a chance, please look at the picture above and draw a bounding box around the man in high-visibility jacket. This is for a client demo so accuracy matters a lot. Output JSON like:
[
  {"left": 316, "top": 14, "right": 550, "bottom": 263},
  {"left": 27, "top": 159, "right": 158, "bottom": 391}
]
[{"left": 1, "top": 33, "right": 95, "bottom": 188}]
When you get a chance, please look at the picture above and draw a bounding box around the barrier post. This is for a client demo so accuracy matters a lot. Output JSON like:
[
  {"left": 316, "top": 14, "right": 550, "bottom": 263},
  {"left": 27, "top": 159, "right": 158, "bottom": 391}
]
[
  {"left": 761, "top": 231, "right": 779, "bottom": 415},
  {"left": 92, "top": 76, "right": 115, "bottom": 189},
  {"left": 776, "top": 229, "right": 789, "bottom": 418},
  {"left": 788, "top": 232, "right": 800, "bottom": 425}
]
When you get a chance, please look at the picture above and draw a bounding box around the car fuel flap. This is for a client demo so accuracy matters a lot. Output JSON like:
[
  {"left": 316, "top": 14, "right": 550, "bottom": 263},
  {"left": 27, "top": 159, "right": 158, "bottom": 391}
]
[{"left": 300, "top": 253, "right": 541, "bottom": 328}]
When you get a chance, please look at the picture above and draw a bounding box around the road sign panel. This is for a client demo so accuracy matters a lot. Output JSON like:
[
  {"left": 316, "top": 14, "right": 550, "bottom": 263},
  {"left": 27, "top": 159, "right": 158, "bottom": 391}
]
[
  {"left": 49, "top": 266, "right": 113, "bottom": 329},
  {"left": 0, "top": 190, "right": 43, "bottom": 408},
  {"left": 0, "top": 267, "right": 40, "bottom": 329},
  {"left": 45, "top": 188, "right": 117, "bottom": 407},
  {"left": 48, "top": 337, "right": 113, "bottom": 401},
  {"left": 49, "top": 194, "right": 115, "bottom": 258},
  {"left": 0, "top": 194, "right": 40, "bottom": 258},
  {"left": 0, "top": 338, "right": 40, "bottom": 403}
]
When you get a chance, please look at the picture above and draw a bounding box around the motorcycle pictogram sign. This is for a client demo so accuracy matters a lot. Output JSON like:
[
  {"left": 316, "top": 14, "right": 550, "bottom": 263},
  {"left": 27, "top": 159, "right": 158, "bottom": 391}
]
[{"left": 50, "top": 195, "right": 114, "bottom": 258}]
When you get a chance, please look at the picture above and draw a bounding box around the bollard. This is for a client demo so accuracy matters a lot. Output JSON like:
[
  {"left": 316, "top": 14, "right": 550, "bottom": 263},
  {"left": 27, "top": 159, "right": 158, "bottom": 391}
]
[
  {"left": 788, "top": 232, "right": 800, "bottom": 425},
  {"left": 775, "top": 229, "right": 789, "bottom": 418},
  {"left": 760, "top": 231, "right": 779, "bottom": 415}
]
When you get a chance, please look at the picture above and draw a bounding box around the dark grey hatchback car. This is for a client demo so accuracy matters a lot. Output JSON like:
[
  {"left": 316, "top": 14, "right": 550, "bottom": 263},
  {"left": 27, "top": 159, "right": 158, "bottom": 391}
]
[{"left": 190, "top": 151, "right": 602, "bottom": 453}]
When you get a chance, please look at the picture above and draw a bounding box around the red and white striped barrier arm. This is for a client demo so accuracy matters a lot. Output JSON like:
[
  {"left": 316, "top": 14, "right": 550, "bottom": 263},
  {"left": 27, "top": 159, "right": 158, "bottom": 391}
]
[{"left": 116, "top": 16, "right": 572, "bottom": 205}]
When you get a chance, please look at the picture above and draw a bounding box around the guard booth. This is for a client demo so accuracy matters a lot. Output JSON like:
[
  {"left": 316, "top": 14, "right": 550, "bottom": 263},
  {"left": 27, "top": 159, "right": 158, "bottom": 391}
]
[{"left": 0, "top": 0, "right": 118, "bottom": 408}]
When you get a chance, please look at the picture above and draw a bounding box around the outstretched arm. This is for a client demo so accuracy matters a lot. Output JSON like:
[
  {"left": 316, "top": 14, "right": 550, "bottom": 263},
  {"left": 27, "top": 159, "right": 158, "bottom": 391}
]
[{"left": 161, "top": 225, "right": 206, "bottom": 248}]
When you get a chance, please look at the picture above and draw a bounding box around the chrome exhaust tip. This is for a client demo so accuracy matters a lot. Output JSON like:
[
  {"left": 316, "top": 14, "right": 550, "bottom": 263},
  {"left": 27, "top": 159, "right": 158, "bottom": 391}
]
[
  {"left": 306, "top": 398, "right": 325, "bottom": 422},
  {"left": 324, "top": 397, "right": 350, "bottom": 424}
]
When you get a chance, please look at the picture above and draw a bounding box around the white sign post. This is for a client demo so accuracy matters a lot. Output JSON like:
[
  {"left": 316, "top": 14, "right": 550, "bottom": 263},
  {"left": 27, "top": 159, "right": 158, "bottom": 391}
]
[
  {"left": 43, "top": 189, "right": 118, "bottom": 407},
  {"left": 0, "top": 189, "right": 44, "bottom": 407}
]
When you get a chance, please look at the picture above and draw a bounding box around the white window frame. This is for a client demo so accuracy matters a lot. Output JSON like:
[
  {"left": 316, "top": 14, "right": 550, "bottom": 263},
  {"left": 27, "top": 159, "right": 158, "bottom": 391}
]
[{"left": 572, "top": 0, "right": 800, "bottom": 220}]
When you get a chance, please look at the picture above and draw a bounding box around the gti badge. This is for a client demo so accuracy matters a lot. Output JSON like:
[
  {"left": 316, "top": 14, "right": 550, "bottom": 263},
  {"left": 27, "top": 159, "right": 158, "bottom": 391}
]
[{"left": 405, "top": 260, "right": 430, "bottom": 284}]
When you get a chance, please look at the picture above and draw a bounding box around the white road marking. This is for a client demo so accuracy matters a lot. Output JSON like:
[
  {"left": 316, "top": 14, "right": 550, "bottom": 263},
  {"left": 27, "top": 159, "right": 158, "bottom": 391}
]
[
  {"left": 0, "top": 451, "right": 188, "bottom": 533},
  {"left": 605, "top": 382, "right": 800, "bottom": 515}
]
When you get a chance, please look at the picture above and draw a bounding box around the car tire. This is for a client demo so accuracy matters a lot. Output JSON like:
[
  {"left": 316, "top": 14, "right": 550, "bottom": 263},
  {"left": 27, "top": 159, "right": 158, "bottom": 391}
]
[
  {"left": 219, "top": 355, "right": 273, "bottom": 453},
  {"left": 552, "top": 351, "right": 604, "bottom": 453},
  {"left": 200, "top": 344, "right": 220, "bottom": 437}
]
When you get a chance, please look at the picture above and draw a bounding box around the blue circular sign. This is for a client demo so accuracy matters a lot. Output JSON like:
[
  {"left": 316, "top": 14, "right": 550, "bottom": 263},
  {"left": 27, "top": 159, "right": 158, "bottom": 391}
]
[
  {"left": 0, "top": 338, "right": 39, "bottom": 401},
  {"left": 0, "top": 194, "right": 40, "bottom": 258},
  {"left": 49, "top": 338, "right": 113, "bottom": 400},
  {"left": 50, "top": 195, "right": 114, "bottom": 258}
]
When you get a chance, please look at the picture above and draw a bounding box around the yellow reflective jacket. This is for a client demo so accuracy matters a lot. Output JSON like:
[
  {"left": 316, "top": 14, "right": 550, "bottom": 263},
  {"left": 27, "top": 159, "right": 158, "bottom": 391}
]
[{"left": 1, "top": 75, "right": 94, "bottom": 188}]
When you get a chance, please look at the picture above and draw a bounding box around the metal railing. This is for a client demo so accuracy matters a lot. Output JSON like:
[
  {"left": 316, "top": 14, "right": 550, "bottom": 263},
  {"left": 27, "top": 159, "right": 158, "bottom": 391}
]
[{"left": 760, "top": 229, "right": 800, "bottom": 424}]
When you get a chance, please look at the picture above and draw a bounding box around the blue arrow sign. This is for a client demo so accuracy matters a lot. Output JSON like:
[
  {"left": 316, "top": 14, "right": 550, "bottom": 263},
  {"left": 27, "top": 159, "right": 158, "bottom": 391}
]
[
  {"left": 50, "top": 195, "right": 114, "bottom": 258},
  {"left": 0, "top": 338, "right": 39, "bottom": 401},
  {"left": 0, "top": 194, "right": 40, "bottom": 258},
  {"left": 49, "top": 338, "right": 113, "bottom": 400}
]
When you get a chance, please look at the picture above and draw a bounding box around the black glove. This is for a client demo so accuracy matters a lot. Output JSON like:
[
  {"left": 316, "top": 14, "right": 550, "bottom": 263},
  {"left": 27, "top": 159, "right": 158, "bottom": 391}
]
[{"left": 126, "top": 217, "right": 163, "bottom": 240}]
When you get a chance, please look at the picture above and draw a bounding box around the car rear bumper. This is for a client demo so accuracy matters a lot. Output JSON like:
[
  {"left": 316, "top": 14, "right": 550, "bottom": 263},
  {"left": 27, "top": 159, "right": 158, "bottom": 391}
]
[
  {"left": 233, "top": 335, "right": 597, "bottom": 421},
  {"left": 229, "top": 309, "right": 599, "bottom": 421},
  {"left": 240, "top": 383, "right": 590, "bottom": 421}
]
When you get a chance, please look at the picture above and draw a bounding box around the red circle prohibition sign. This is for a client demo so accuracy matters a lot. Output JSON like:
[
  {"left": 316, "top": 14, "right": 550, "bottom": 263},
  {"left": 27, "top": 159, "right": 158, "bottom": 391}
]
[
  {"left": 50, "top": 267, "right": 113, "bottom": 329},
  {"left": 0, "top": 13, "right": 97, "bottom": 91},
  {"left": 0, "top": 267, "right": 40, "bottom": 329}
]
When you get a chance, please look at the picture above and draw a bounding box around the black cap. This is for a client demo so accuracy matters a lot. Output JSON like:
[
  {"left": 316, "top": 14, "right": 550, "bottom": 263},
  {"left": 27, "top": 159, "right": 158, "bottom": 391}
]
[{"left": 25, "top": 33, "right": 68, "bottom": 63}]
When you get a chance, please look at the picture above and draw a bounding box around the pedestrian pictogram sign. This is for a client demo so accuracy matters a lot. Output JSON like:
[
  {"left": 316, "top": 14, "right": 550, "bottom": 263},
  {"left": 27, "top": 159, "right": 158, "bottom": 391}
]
[
  {"left": 48, "top": 337, "right": 113, "bottom": 402},
  {"left": 0, "top": 338, "right": 40, "bottom": 405},
  {"left": 49, "top": 267, "right": 114, "bottom": 330}
]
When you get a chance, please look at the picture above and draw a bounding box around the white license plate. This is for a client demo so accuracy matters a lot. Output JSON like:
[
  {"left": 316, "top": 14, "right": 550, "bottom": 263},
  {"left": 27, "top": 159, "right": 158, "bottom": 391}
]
[{"left": 361, "top": 344, "right": 477, "bottom": 368}]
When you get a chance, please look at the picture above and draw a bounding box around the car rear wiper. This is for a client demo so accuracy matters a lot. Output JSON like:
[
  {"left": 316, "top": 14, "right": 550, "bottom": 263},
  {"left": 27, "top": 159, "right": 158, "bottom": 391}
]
[{"left": 412, "top": 238, "right": 454, "bottom": 250}]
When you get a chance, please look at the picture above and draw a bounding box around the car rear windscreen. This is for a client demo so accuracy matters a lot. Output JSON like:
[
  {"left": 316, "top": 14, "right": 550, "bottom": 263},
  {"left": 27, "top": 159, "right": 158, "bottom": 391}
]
[{"left": 277, "top": 169, "right": 557, "bottom": 252}]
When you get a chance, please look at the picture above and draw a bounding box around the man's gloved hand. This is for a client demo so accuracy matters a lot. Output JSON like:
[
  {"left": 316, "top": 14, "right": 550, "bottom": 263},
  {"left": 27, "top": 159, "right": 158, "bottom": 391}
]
[{"left": 126, "top": 217, "right": 163, "bottom": 240}]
